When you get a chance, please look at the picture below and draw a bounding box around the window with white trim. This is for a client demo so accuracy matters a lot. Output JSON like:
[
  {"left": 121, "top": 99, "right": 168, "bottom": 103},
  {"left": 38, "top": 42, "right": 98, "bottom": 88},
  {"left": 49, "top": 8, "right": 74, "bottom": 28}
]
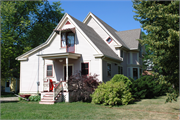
[
  {"left": 61, "top": 32, "right": 66, "bottom": 48},
  {"left": 107, "top": 63, "right": 111, "bottom": 76},
  {"left": 81, "top": 63, "right": 89, "bottom": 75},
  {"left": 47, "top": 65, "right": 53, "bottom": 77}
]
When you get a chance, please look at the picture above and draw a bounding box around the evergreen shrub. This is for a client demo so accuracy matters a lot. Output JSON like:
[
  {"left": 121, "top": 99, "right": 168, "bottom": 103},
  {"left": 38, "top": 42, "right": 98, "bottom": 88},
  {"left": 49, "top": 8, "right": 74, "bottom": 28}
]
[
  {"left": 91, "top": 74, "right": 134, "bottom": 106},
  {"left": 130, "top": 75, "right": 170, "bottom": 99}
]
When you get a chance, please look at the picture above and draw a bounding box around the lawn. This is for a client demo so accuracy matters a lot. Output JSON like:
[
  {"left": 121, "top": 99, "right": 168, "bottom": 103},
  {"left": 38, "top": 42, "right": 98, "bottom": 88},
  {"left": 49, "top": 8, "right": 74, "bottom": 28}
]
[{"left": 1, "top": 96, "right": 179, "bottom": 119}]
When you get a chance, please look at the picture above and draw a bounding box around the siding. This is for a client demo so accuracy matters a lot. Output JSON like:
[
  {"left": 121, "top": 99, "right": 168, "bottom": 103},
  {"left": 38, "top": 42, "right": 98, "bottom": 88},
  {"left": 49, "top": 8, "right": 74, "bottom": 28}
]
[
  {"left": 133, "top": 53, "right": 137, "bottom": 64},
  {"left": 20, "top": 18, "right": 101, "bottom": 94},
  {"left": 86, "top": 17, "right": 119, "bottom": 56}
]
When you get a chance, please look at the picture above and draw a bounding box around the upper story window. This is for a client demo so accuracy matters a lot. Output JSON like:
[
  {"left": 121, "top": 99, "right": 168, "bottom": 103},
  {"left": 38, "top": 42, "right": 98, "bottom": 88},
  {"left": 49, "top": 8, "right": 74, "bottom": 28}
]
[
  {"left": 81, "top": 63, "right": 89, "bottom": 75},
  {"left": 121, "top": 50, "right": 123, "bottom": 58},
  {"left": 106, "top": 37, "right": 113, "bottom": 44},
  {"left": 47, "top": 65, "right": 53, "bottom": 77},
  {"left": 107, "top": 63, "right": 111, "bottom": 76},
  {"left": 61, "top": 33, "right": 66, "bottom": 48},
  {"left": 61, "top": 31, "right": 75, "bottom": 53}
]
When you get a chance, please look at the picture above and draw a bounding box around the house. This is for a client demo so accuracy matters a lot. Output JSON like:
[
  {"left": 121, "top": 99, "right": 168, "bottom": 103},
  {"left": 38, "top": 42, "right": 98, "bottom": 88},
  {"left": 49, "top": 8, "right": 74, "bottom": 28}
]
[
  {"left": 16, "top": 12, "right": 144, "bottom": 104},
  {"left": 1, "top": 77, "right": 19, "bottom": 93}
]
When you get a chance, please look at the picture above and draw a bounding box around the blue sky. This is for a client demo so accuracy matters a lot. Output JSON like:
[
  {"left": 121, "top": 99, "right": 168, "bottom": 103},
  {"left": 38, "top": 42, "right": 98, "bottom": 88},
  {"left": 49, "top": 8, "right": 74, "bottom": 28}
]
[{"left": 49, "top": 1, "right": 145, "bottom": 33}]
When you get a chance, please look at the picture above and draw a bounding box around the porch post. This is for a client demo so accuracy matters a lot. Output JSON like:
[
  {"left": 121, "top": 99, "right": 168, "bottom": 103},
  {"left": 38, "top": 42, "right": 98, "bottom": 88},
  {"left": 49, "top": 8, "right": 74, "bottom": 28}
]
[{"left": 66, "top": 57, "right": 68, "bottom": 82}]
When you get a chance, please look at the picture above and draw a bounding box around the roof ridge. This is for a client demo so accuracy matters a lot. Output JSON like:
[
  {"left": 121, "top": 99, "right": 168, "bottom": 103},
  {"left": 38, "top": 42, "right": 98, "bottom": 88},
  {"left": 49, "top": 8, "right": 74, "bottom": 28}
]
[{"left": 117, "top": 28, "right": 141, "bottom": 32}]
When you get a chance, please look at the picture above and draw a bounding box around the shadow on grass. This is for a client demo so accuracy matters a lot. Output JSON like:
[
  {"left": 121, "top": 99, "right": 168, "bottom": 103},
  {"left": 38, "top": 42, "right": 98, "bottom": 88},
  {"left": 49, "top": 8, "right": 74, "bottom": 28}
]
[{"left": 1, "top": 101, "right": 19, "bottom": 103}]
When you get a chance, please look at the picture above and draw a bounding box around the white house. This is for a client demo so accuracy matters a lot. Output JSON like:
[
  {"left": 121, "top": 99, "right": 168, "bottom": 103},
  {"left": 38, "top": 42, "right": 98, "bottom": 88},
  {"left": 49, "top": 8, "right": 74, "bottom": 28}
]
[{"left": 16, "top": 12, "right": 144, "bottom": 104}]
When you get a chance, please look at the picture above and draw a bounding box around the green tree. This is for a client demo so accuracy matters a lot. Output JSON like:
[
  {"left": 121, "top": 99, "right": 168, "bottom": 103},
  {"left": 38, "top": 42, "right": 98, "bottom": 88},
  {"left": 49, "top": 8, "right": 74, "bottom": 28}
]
[
  {"left": 133, "top": 1, "right": 179, "bottom": 102},
  {"left": 1, "top": 1, "right": 43, "bottom": 78},
  {"left": 1, "top": 1, "right": 64, "bottom": 79}
]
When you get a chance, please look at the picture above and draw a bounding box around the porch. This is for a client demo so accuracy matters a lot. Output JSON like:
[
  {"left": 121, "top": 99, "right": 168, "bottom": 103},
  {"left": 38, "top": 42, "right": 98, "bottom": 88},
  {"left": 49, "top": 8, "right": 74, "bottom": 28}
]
[{"left": 38, "top": 52, "right": 81, "bottom": 104}]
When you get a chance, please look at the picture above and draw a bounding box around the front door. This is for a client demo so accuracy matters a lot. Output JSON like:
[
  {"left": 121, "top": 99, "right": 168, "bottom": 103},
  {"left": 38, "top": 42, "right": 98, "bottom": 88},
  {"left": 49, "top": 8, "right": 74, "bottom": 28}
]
[
  {"left": 64, "top": 66, "right": 72, "bottom": 80},
  {"left": 66, "top": 32, "right": 75, "bottom": 53}
]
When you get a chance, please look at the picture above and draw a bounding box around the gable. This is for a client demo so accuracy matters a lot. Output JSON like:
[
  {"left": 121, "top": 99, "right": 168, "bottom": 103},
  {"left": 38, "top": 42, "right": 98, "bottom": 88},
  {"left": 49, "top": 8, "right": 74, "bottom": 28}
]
[
  {"left": 83, "top": 12, "right": 129, "bottom": 49},
  {"left": 16, "top": 13, "right": 103, "bottom": 60}
]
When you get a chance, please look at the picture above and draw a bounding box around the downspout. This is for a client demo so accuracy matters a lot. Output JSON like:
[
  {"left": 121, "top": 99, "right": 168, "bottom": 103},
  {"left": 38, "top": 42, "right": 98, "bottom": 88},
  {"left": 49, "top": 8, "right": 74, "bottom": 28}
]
[
  {"left": 101, "top": 56, "right": 105, "bottom": 82},
  {"left": 37, "top": 50, "right": 40, "bottom": 94}
]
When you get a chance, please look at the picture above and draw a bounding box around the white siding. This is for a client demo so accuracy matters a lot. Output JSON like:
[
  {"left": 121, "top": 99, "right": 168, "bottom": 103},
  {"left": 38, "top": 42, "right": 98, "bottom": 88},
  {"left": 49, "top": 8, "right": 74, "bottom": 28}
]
[
  {"left": 86, "top": 17, "right": 119, "bottom": 56},
  {"left": 19, "top": 18, "right": 102, "bottom": 94}
]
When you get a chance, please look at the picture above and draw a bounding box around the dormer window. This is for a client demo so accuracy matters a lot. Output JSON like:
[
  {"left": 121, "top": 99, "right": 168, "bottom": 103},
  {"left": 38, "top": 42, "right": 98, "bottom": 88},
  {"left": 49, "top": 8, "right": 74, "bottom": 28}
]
[{"left": 106, "top": 37, "right": 112, "bottom": 44}]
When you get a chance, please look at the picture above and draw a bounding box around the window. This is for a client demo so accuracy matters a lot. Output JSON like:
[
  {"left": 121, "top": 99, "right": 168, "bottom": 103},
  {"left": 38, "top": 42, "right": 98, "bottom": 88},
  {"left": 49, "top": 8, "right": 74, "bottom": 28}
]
[
  {"left": 61, "top": 32, "right": 66, "bottom": 48},
  {"left": 121, "top": 50, "right": 123, "bottom": 58},
  {"left": 118, "top": 66, "right": 123, "bottom": 74},
  {"left": 107, "top": 63, "right": 111, "bottom": 76},
  {"left": 6, "top": 80, "right": 9, "bottom": 87},
  {"left": 106, "top": 37, "right": 112, "bottom": 44},
  {"left": 47, "top": 65, "right": 53, "bottom": 77},
  {"left": 133, "top": 68, "right": 138, "bottom": 80},
  {"left": 81, "top": 63, "right": 89, "bottom": 75},
  {"left": 118, "top": 66, "right": 120, "bottom": 74},
  {"left": 120, "top": 67, "right": 123, "bottom": 74}
]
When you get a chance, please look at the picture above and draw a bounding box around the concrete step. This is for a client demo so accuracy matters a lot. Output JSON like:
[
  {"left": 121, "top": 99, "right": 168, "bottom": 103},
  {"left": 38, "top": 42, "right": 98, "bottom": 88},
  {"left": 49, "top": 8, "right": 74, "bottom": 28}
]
[
  {"left": 42, "top": 97, "right": 54, "bottom": 100},
  {"left": 39, "top": 101, "right": 55, "bottom": 105},
  {"left": 41, "top": 99, "right": 55, "bottom": 102}
]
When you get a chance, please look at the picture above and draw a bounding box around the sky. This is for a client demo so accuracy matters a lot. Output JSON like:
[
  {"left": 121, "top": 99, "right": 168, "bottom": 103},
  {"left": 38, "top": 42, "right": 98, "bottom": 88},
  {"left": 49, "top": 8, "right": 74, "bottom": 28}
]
[{"left": 49, "top": 0, "right": 146, "bottom": 33}]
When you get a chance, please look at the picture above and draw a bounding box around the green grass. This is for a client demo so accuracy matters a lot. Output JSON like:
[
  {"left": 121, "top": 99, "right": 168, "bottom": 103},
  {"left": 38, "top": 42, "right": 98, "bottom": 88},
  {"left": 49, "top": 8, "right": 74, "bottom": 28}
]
[{"left": 1, "top": 96, "right": 179, "bottom": 119}]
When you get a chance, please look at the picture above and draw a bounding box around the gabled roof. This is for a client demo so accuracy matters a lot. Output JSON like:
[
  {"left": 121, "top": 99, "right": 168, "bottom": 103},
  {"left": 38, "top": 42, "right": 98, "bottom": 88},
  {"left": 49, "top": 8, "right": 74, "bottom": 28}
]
[
  {"left": 115, "top": 28, "right": 141, "bottom": 49},
  {"left": 90, "top": 13, "right": 129, "bottom": 49},
  {"left": 69, "top": 15, "right": 120, "bottom": 60},
  {"left": 16, "top": 13, "right": 121, "bottom": 61}
]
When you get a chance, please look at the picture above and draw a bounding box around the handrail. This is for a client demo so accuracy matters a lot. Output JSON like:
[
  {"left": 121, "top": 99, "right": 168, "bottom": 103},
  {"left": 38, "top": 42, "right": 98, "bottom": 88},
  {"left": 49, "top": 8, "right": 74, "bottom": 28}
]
[{"left": 53, "top": 81, "right": 63, "bottom": 100}]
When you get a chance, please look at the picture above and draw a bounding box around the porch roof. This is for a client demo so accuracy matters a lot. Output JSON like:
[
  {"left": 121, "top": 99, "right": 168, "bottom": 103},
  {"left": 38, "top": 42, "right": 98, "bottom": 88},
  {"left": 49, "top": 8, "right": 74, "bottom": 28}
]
[
  {"left": 38, "top": 52, "right": 81, "bottom": 60},
  {"left": 54, "top": 27, "right": 76, "bottom": 34}
]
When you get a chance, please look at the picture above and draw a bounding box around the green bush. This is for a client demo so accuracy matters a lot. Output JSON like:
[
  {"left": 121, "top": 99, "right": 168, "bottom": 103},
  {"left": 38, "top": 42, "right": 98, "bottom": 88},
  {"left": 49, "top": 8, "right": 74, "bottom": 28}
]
[
  {"left": 29, "top": 95, "right": 41, "bottom": 101},
  {"left": 130, "top": 75, "right": 170, "bottom": 99},
  {"left": 91, "top": 74, "right": 134, "bottom": 106}
]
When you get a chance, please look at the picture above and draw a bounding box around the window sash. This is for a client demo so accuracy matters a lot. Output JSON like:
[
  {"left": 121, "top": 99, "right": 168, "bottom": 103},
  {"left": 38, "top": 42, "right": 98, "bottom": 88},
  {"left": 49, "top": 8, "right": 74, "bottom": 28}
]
[
  {"left": 61, "top": 33, "right": 66, "bottom": 47},
  {"left": 47, "top": 65, "right": 53, "bottom": 77},
  {"left": 81, "top": 63, "right": 89, "bottom": 75},
  {"left": 107, "top": 63, "right": 111, "bottom": 76}
]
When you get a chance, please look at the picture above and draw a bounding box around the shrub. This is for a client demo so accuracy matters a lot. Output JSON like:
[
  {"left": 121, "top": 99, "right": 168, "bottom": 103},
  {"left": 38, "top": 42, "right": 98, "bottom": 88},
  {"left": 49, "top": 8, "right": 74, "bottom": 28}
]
[
  {"left": 68, "top": 73, "right": 100, "bottom": 102},
  {"left": 29, "top": 95, "right": 41, "bottom": 101},
  {"left": 130, "top": 75, "right": 170, "bottom": 99},
  {"left": 91, "top": 74, "right": 134, "bottom": 106}
]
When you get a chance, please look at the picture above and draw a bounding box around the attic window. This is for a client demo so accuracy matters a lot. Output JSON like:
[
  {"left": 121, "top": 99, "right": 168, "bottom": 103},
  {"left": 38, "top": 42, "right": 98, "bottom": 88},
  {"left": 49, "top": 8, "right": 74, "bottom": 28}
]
[{"left": 106, "top": 37, "right": 112, "bottom": 44}]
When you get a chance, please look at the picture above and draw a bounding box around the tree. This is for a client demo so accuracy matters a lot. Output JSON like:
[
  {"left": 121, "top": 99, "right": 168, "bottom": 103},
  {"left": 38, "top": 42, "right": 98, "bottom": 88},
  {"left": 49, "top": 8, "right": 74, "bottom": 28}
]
[
  {"left": 1, "top": 1, "right": 43, "bottom": 79},
  {"left": 133, "top": 1, "right": 179, "bottom": 102},
  {"left": 1, "top": 1, "right": 64, "bottom": 79}
]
